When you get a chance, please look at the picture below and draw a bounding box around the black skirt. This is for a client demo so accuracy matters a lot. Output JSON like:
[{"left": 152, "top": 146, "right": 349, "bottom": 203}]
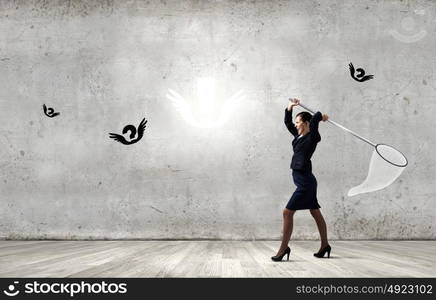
[{"left": 286, "top": 169, "right": 321, "bottom": 210}]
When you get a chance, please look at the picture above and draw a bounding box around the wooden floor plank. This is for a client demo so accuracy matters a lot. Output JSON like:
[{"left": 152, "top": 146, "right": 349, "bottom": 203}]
[{"left": 0, "top": 241, "right": 434, "bottom": 277}]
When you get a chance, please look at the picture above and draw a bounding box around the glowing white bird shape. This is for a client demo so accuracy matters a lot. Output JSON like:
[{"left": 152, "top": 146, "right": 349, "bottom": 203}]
[{"left": 166, "top": 87, "right": 245, "bottom": 128}]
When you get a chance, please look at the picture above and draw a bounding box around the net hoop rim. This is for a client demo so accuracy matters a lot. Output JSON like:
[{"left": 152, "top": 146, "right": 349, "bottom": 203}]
[{"left": 375, "top": 143, "right": 408, "bottom": 168}]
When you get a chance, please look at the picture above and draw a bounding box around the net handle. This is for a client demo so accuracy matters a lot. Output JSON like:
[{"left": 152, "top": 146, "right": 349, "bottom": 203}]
[{"left": 298, "top": 102, "right": 377, "bottom": 147}]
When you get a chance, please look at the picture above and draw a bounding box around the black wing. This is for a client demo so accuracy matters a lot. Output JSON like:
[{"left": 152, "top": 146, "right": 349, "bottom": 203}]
[
  {"left": 109, "top": 133, "right": 129, "bottom": 145},
  {"left": 348, "top": 63, "right": 355, "bottom": 76},
  {"left": 43, "top": 104, "right": 49, "bottom": 116},
  {"left": 136, "top": 118, "right": 148, "bottom": 138},
  {"left": 360, "top": 75, "right": 374, "bottom": 82}
]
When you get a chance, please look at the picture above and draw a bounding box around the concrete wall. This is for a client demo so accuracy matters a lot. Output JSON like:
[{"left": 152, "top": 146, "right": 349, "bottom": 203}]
[{"left": 0, "top": 0, "right": 435, "bottom": 240}]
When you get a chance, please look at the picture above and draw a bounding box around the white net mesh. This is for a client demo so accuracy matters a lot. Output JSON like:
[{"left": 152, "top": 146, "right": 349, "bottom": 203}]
[{"left": 348, "top": 145, "right": 407, "bottom": 196}]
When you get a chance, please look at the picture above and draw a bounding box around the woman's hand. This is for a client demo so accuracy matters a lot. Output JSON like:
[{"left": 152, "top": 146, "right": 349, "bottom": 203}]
[
  {"left": 287, "top": 98, "right": 300, "bottom": 110},
  {"left": 322, "top": 114, "right": 329, "bottom": 122},
  {"left": 289, "top": 98, "right": 300, "bottom": 106}
]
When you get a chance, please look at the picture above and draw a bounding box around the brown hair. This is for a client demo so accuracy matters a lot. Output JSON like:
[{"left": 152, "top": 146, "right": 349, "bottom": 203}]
[{"left": 296, "top": 111, "right": 312, "bottom": 123}]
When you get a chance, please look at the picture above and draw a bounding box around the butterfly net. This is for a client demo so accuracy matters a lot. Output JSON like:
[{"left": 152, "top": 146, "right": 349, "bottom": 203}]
[{"left": 348, "top": 144, "right": 407, "bottom": 196}]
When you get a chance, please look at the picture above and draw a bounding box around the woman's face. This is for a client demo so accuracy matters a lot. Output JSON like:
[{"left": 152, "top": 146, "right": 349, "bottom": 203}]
[{"left": 295, "top": 116, "right": 308, "bottom": 135}]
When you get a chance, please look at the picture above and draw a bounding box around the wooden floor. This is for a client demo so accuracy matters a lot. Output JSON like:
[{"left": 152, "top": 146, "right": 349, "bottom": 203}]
[{"left": 0, "top": 240, "right": 434, "bottom": 277}]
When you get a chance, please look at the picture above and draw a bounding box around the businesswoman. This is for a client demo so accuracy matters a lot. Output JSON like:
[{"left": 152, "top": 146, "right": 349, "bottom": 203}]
[{"left": 271, "top": 98, "right": 331, "bottom": 261}]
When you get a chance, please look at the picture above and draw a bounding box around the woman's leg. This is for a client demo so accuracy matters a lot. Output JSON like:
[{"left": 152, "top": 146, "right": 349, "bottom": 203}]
[
  {"left": 310, "top": 208, "right": 329, "bottom": 250},
  {"left": 276, "top": 208, "right": 295, "bottom": 255}
]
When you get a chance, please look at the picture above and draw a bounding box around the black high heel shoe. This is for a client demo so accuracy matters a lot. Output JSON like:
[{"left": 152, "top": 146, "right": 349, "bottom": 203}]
[
  {"left": 271, "top": 247, "right": 291, "bottom": 261},
  {"left": 314, "top": 245, "right": 331, "bottom": 258}
]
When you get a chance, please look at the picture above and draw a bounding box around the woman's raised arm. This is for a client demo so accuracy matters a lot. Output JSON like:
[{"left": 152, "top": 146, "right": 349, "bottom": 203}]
[{"left": 284, "top": 98, "right": 300, "bottom": 137}]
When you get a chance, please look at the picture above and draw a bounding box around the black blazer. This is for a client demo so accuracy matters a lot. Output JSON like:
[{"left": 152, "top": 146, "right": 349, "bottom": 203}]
[{"left": 284, "top": 108, "right": 322, "bottom": 172}]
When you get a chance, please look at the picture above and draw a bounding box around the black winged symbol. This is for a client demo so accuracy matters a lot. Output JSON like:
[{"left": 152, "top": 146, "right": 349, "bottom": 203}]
[
  {"left": 349, "top": 62, "right": 374, "bottom": 82},
  {"left": 43, "top": 104, "right": 60, "bottom": 118},
  {"left": 109, "top": 118, "right": 148, "bottom": 145}
]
